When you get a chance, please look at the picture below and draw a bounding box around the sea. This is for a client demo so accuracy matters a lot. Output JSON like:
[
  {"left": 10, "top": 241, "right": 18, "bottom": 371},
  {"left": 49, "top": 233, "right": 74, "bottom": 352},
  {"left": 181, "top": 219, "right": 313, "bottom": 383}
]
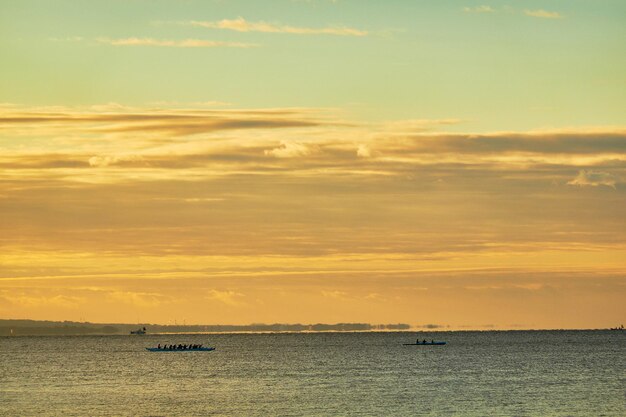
[{"left": 0, "top": 330, "right": 624, "bottom": 416}]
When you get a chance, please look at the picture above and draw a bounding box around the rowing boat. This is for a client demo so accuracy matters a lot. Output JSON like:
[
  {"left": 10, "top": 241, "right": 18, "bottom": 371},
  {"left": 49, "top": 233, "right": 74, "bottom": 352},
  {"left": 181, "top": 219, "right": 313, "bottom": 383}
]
[
  {"left": 146, "top": 347, "right": 216, "bottom": 352},
  {"left": 403, "top": 342, "right": 446, "bottom": 346}
]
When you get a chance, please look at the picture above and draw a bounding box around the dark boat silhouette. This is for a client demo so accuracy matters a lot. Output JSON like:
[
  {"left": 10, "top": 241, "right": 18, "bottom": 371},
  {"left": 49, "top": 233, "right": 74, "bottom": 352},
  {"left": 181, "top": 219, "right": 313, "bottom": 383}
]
[
  {"left": 403, "top": 341, "right": 446, "bottom": 346},
  {"left": 146, "top": 346, "right": 215, "bottom": 352}
]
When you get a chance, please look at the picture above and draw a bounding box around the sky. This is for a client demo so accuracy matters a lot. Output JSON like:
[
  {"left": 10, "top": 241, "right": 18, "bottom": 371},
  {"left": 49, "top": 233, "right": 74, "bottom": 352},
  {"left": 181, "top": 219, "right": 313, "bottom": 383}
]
[{"left": 0, "top": 0, "right": 624, "bottom": 329}]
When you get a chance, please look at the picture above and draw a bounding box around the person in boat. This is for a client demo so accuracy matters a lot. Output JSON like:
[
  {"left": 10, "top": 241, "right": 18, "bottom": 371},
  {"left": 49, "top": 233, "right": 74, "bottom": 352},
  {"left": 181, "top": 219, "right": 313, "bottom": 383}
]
[
  {"left": 431, "top": 340, "right": 434, "bottom": 344},
  {"left": 157, "top": 344, "right": 161, "bottom": 349},
  {"left": 423, "top": 339, "right": 427, "bottom": 344}
]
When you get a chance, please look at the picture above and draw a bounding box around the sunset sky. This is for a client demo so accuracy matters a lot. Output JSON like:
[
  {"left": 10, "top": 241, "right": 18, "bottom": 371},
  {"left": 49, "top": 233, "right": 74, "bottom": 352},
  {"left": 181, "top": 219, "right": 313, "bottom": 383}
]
[{"left": 1, "top": 0, "right": 624, "bottom": 329}]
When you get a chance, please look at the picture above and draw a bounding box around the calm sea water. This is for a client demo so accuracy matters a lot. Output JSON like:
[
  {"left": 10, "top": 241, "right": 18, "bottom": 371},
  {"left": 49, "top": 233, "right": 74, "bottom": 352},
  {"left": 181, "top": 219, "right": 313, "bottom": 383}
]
[{"left": 1, "top": 331, "right": 624, "bottom": 416}]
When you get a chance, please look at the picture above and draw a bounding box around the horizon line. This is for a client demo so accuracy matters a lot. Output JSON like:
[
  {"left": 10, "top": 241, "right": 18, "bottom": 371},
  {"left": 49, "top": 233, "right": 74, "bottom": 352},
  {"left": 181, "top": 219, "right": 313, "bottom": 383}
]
[{"left": 1, "top": 318, "right": 621, "bottom": 332}]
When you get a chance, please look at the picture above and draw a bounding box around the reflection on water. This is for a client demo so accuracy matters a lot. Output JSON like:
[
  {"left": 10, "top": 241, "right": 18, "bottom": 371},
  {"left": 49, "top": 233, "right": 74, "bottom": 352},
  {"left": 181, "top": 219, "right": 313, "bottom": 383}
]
[{"left": 0, "top": 331, "right": 624, "bottom": 416}]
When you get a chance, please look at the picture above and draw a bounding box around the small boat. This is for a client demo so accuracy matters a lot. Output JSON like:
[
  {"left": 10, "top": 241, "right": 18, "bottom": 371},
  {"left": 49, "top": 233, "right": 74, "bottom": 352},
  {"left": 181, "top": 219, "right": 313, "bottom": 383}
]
[
  {"left": 130, "top": 327, "right": 146, "bottom": 335},
  {"left": 403, "top": 341, "right": 446, "bottom": 346},
  {"left": 146, "top": 347, "right": 215, "bottom": 352}
]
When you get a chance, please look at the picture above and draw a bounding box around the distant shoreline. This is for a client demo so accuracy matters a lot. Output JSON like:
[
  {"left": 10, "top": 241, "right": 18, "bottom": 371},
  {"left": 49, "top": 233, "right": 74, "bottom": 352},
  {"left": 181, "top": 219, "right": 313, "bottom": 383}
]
[
  {"left": 0, "top": 319, "right": 619, "bottom": 336},
  {"left": 0, "top": 319, "right": 410, "bottom": 336},
  {"left": 0, "top": 329, "right": 618, "bottom": 337}
]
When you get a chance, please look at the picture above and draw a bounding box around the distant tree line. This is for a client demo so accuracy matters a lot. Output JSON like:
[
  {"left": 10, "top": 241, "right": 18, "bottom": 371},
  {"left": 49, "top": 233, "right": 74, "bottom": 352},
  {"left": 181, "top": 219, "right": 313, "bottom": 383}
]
[{"left": 0, "top": 319, "right": 411, "bottom": 336}]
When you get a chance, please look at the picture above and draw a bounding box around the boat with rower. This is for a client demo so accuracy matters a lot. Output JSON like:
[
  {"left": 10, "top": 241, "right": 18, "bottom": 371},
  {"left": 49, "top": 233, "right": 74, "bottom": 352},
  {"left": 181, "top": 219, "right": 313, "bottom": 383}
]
[
  {"left": 146, "top": 343, "right": 215, "bottom": 352},
  {"left": 403, "top": 341, "right": 446, "bottom": 346},
  {"left": 130, "top": 327, "right": 146, "bottom": 335},
  {"left": 146, "top": 347, "right": 215, "bottom": 352}
]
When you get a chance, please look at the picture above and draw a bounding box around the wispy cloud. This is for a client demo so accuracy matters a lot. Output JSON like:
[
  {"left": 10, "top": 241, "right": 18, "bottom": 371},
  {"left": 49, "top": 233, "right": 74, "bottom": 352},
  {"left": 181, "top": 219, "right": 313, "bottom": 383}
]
[
  {"left": 0, "top": 107, "right": 321, "bottom": 137},
  {"left": 88, "top": 155, "right": 143, "bottom": 168},
  {"left": 463, "top": 6, "right": 495, "bottom": 14},
  {"left": 567, "top": 170, "right": 618, "bottom": 188},
  {"left": 1, "top": 292, "right": 86, "bottom": 308},
  {"left": 188, "top": 17, "right": 367, "bottom": 36},
  {"left": 96, "top": 37, "right": 257, "bottom": 48},
  {"left": 1, "top": 106, "right": 625, "bottom": 177},
  {"left": 392, "top": 130, "right": 626, "bottom": 156},
  {"left": 264, "top": 141, "right": 314, "bottom": 158},
  {"left": 321, "top": 290, "right": 349, "bottom": 299},
  {"left": 356, "top": 144, "right": 372, "bottom": 158},
  {"left": 106, "top": 290, "right": 172, "bottom": 307},
  {"left": 524, "top": 9, "right": 563, "bottom": 19},
  {"left": 206, "top": 289, "right": 245, "bottom": 306},
  {"left": 463, "top": 7, "right": 564, "bottom": 19}
]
